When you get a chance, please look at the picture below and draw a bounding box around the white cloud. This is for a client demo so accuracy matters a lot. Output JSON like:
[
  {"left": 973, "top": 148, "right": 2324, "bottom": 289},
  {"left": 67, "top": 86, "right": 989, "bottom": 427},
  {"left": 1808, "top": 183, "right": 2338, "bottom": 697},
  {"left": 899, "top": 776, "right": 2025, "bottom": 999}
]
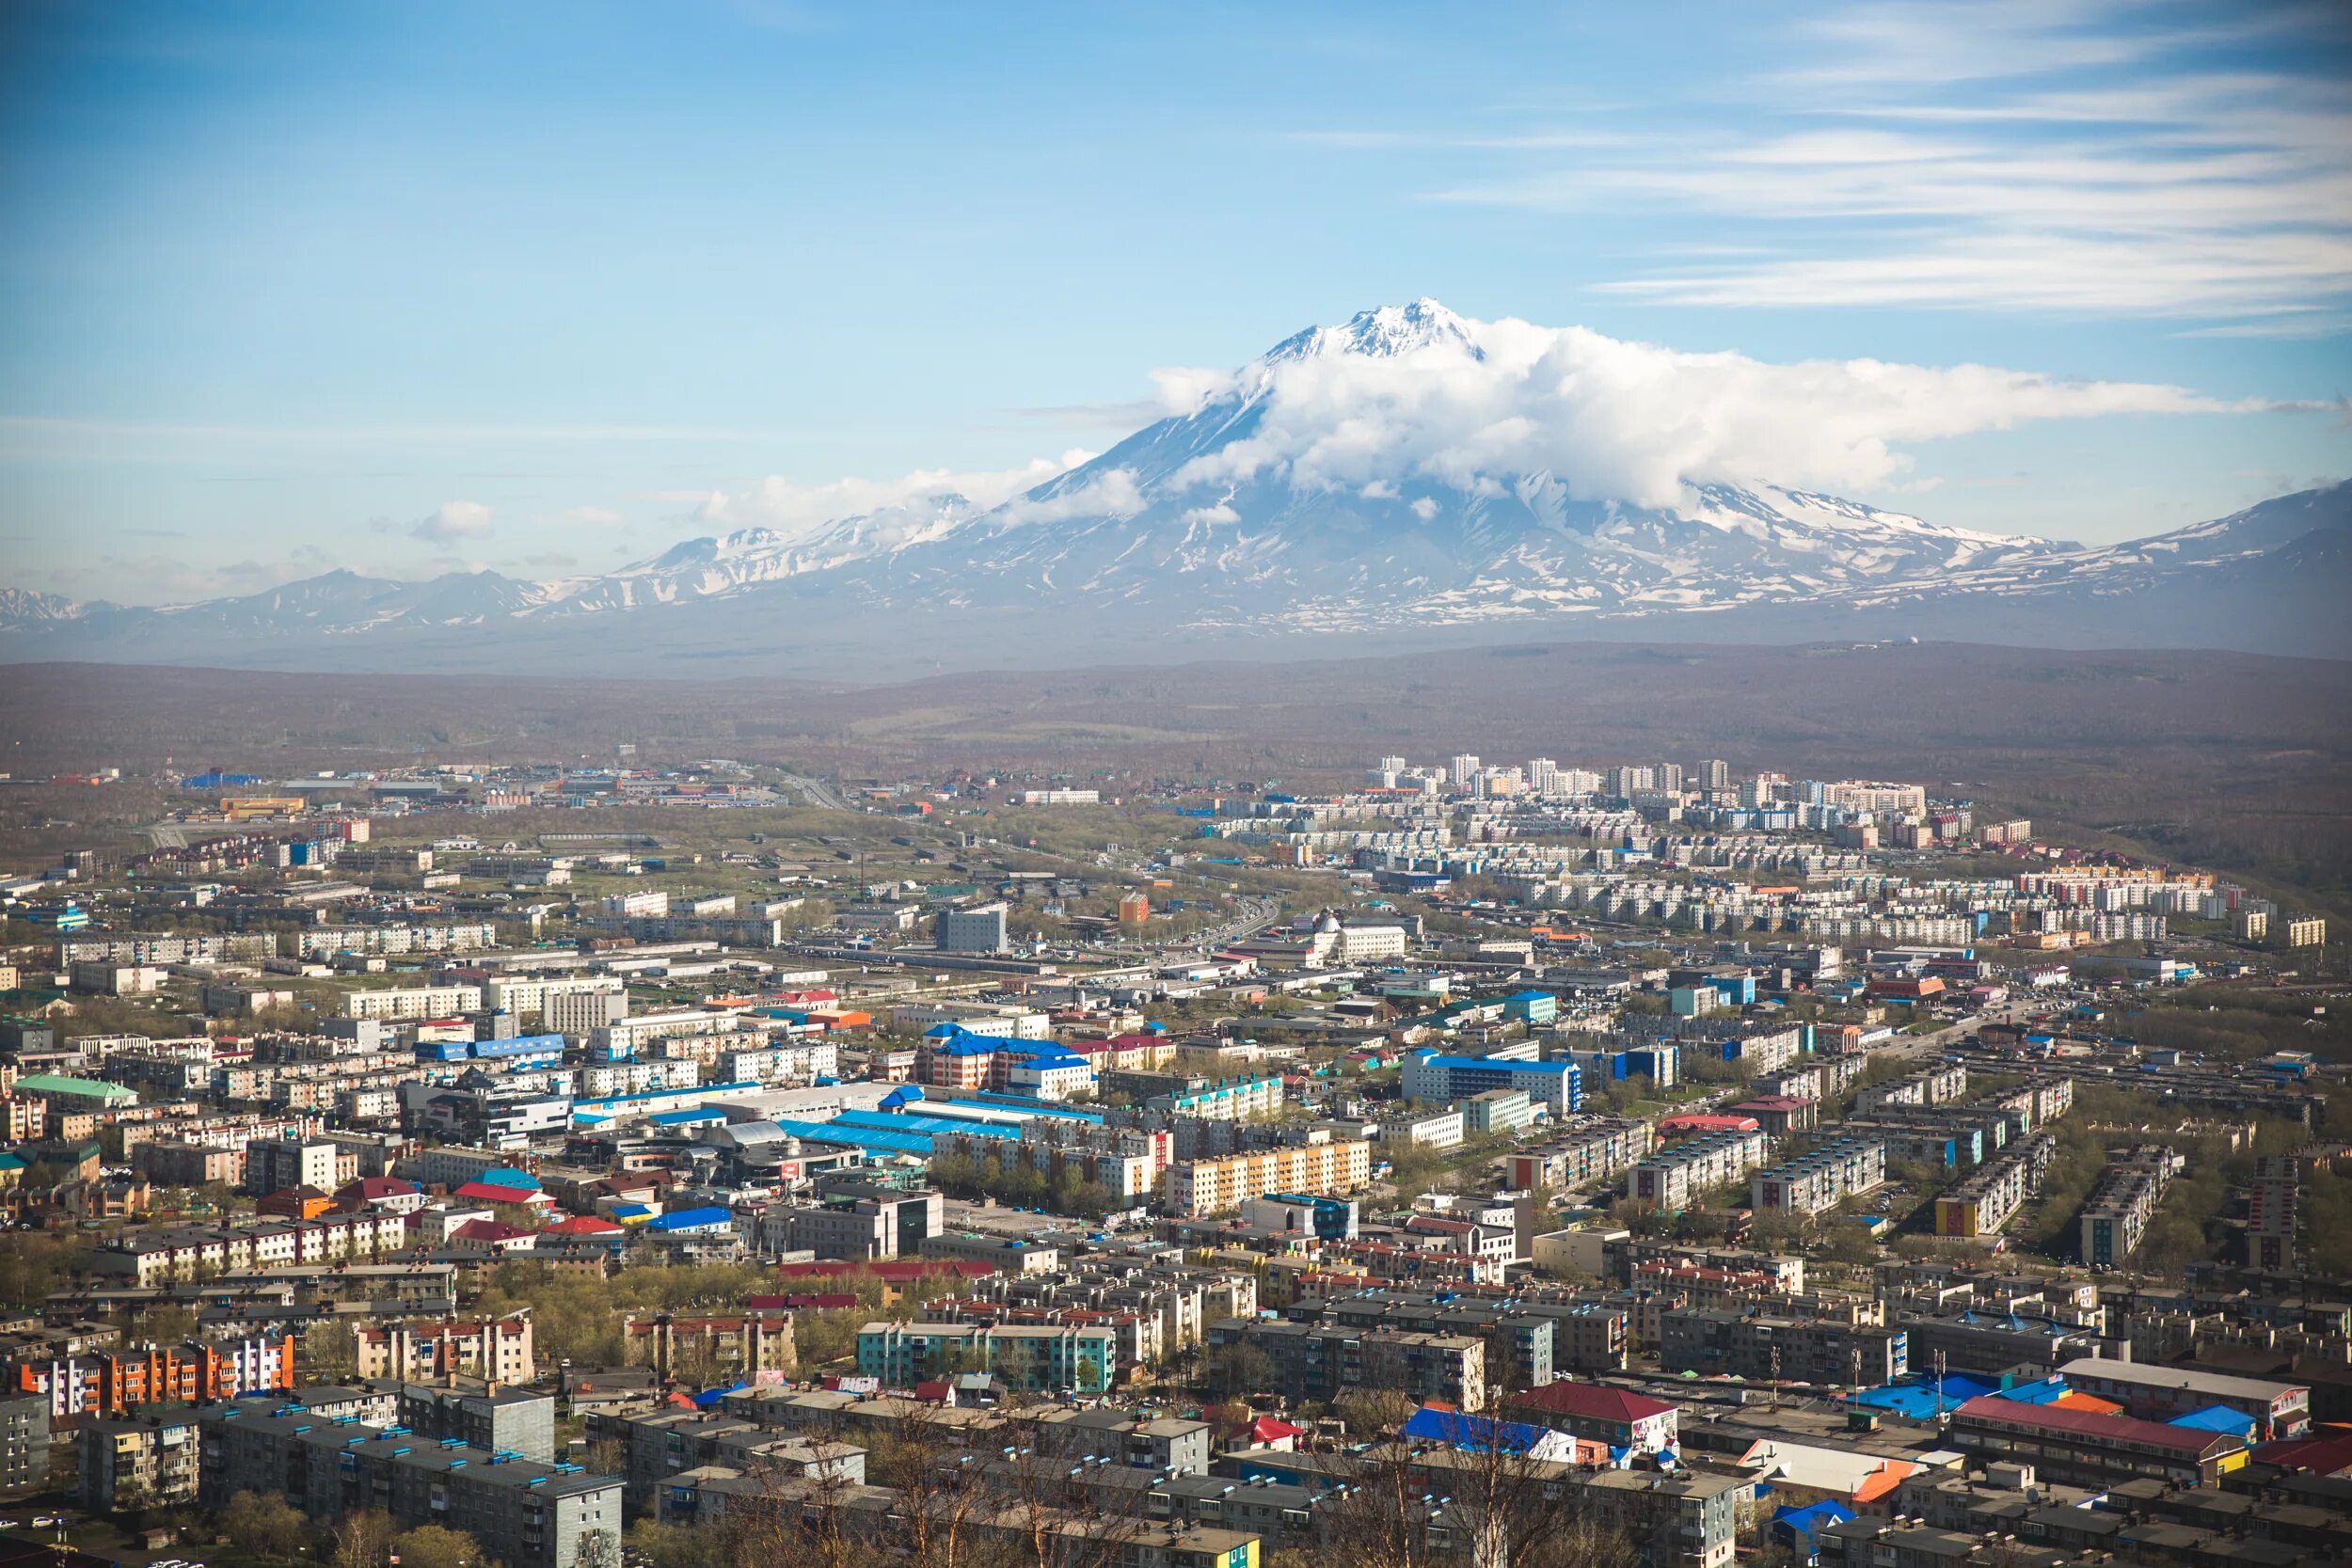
[
  {"left": 1180, "top": 501, "right": 1240, "bottom": 526},
  {"left": 1409, "top": 497, "right": 1440, "bottom": 520},
  {"left": 995, "top": 467, "right": 1147, "bottom": 526},
  {"left": 1161, "top": 308, "right": 2250, "bottom": 511},
  {"left": 1409, "top": 2, "right": 2352, "bottom": 322},
  {"left": 411, "top": 500, "right": 494, "bottom": 542},
  {"left": 696, "top": 452, "right": 1094, "bottom": 537}
]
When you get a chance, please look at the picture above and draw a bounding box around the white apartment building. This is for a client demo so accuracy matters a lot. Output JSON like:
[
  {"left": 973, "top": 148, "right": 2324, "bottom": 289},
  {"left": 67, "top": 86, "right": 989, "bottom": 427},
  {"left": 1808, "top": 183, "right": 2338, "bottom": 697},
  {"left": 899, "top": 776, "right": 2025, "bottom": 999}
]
[
  {"left": 1627, "top": 1128, "right": 1773, "bottom": 1210},
  {"left": 342, "top": 984, "right": 485, "bottom": 1022},
  {"left": 1164, "top": 1141, "right": 1372, "bottom": 1218}
]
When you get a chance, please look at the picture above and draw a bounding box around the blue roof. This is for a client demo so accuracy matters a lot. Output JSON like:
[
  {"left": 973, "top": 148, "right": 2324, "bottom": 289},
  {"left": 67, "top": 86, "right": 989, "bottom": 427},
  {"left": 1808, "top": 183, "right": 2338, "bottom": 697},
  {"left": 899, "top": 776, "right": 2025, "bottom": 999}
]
[
  {"left": 473, "top": 1166, "right": 542, "bottom": 1189},
  {"left": 1412, "top": 1053, "right": 1575, "bottom": 1074},
  {"left": 1012, "top": 1053, "right": 1091, "bottom": 1072},
  {"left": 830, "top": 1109, "right": 1018, "bottom": 1141},
  {"left": 1772, "top": 1500, "right": 1856, "bottom": 1537},
  {"left": 766, "top": 1117, "right": 936, "bottom": 1156},
  {"left": 647, "top": 1205, "right": 733, "bottom": 1231},
  {"left": 940, "top": 1093, "right": 1103, "bottom": 1123},
  {"left": 648, "top": 1107, "right": 727, "bottom": 1126},
  {"left": 2168, "top": 1405, "right": 2257, "bottom": 1437},
  {"left": 691, "top": 1380, "right": 749, "bottom": 1406},
  {"left": 1400, "top": 1404, "right": 1553, "bottom": 1454}
]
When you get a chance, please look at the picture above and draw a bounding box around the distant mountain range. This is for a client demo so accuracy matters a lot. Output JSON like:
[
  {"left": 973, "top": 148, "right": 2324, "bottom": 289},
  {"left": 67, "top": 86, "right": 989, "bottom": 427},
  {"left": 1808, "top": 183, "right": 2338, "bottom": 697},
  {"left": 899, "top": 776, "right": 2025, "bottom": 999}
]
[{"left": 6, "top": 300, "right": 2346, "bottom": 676}]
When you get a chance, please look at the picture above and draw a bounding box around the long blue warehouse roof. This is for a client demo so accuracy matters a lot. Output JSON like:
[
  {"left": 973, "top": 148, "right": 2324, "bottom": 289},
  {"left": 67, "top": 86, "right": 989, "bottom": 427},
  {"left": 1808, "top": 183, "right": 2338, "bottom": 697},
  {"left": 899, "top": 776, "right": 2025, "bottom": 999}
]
[
  {"left": 939, "top": 1093, "right": 1102, "bottom": 1124},
  {"left": 830, "top": 1108, "right": 1018, "bottom": 1141},
  {"left": 765, "top": 1117, "right": 937, "bottom": 1156},
  {"left": 1412, "top": 1054, "right": 1575, "bottom": 1073}
]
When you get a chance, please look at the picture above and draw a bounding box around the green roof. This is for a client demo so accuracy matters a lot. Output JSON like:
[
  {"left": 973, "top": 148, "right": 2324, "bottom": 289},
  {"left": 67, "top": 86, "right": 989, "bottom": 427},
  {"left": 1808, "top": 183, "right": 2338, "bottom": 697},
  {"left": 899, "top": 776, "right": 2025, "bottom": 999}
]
[{"left": 14, "top": 1072, "right": 136, "bottom": 1101}]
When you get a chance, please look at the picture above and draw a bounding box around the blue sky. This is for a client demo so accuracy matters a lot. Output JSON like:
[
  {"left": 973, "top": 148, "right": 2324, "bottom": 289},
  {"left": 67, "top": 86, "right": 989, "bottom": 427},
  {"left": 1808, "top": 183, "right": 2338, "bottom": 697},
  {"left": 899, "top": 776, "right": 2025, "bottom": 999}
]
[{"left": 1, "top": 0, "right": 2346, "bottom": 602}]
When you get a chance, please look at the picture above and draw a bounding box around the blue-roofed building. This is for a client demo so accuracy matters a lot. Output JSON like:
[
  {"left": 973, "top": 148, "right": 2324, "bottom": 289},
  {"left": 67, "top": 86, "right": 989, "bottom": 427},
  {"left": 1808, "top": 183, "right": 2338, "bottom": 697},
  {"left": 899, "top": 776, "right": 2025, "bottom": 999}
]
[
  {"left": 2169, "top": 1404, "right": 2258, "bottom": 1440},
  {"left": 1771, "top": 1499, "right": 1856, "bottom": 1563},
  {"left": 473, "top": 1166, "right": 542, "bottom": 1191},
  {"left": 1402, "top": 1050, "right": 1581, "bottom": 1112},
  {"left": 646, "top": 1205, "right": 736, "bottom": 1236}
]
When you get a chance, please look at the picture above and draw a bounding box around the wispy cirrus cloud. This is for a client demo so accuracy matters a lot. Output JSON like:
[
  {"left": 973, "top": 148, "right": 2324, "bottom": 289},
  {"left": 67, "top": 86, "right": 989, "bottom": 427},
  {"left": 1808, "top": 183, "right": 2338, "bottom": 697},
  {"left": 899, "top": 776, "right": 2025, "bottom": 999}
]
[{"left": 1353, "top": 2, "right": 2352, "bottom": 326}]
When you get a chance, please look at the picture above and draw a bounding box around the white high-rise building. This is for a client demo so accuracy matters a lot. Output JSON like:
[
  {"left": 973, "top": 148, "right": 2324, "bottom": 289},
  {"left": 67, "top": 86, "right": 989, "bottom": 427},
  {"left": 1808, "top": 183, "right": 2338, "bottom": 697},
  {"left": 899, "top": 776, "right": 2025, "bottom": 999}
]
[
  {"left": 1451, "top": 754, "right": 1482, "bottom": 786},
  {"left": 1529, "top": 758, "right": 1560, "bottom": 795}
]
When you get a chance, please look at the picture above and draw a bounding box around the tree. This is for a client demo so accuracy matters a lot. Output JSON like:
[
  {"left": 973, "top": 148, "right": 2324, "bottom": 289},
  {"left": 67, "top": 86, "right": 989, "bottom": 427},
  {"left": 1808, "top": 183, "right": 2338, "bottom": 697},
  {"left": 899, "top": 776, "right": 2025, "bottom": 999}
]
[
  {"left": 622, "top": 1521, "right": 709, "bottom": 1568},
  {"left": 331, "top": 1509, "right": 398, "bottom": 1568},
  {"left": 1205, "top": 1340, "right": 1275, "bottom": 1401},
  {"left": 220, "top": 1490, "right": 310, "bottom": 1560},
  {"left": 389, "top": 1525, "right": 489, "bottom": 1568}
]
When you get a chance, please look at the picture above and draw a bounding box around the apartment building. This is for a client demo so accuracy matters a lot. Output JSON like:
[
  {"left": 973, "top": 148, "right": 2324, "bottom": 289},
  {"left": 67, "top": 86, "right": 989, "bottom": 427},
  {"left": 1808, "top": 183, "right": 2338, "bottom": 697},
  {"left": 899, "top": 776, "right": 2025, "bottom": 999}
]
[
  {"left": 621, "top": 1313, "right": 796, "bottom": 1380},
  {"left": 342, "top": 983, "right": 486, "bottom": 1022},
  {"left": 855, "top": 1322, "right": 1118, "bottom": 1394},
  {"left": 1627, "top": 1127, "right": 1773, "bottom": 1210},
  {"left": 16, "top": 1336, "right": 294, "bottom": 1419},
  {"left": 2080, "top": 1147, "right": 2183, "bottom": 1267},
  {"left": 1507, "top": 1116, "right": 1655, "bottom": 1191},
  {"left": 1403, "top": 1051, "right": 1582, "bottom": 1113},
  {"left": 1204, "top": 1319, "right": 1486, "bottom": 1412},
  {"left": 354, "top": 1312, "right": 536, "bottom": 1383},
  {"left": 1933, "top": 1133, "right": 2058, "bottom": 1239},
  {"left": 1854, "top": 1062, "right": 1969, "bottom": 1113},
  {"left": 1164, "top": 1141, "right": 1372, "bottom": 1217},
  {"left": 77, "top": 1411, "right": 200, "bottom": 1508},
  {"left": 196, "top": 1404, "right": 621, "bottom": 1568},
  {"left": 246, "top": 1135, "right": 342, "bottom": 1196},
  {"left": 1661, "top": 1307, "right": 1908, "bottom": 1386},
  {"left": 1751, "top": 1137, "right": 1886, "bottom": 1217},
  {"left": 87, "top": 1212, "right": 414, "bottom": 1286}
]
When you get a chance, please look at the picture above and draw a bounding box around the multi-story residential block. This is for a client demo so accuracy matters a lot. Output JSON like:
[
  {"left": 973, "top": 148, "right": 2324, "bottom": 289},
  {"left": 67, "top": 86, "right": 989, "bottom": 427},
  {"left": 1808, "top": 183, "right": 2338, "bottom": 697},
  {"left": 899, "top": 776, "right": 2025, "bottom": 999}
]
[
  {"left": 622, "top": 1313, "right": 796, "bottom": 1381},
  {"left": 0, "top": 1391, "right": 51, "bottom": 1494},
  {"left": 856, "top": 1321, "right": 1117, "bottom": 1394},
  {"left": 1627, "top": 1127, "right": 1773, "bottom": 1209},
  {"left": 1933, "top": 1133, "right": 2057, "bottom": 1238},
  {"left": 354, "top": 1312, "right": 536, "bottom": 1383},
  {"left": 15, "top": 1336, "right": 294, "bottom": 1419},
  {"left": 1751, "top": 1137, "right": 1886, "bottom": 1217},
  {"left": 1507, "top": 1117, "right": 1655, "bottom": 1191},
  {"left": 2079, "top": 1146, "right": 2182, "bottom": 1267},
  {"left": 78, "top": 1411, "right": 200, "bottom": 1508},
  {"left": 1854, "top": 1062, "right": 1968, "bottom": 1113},
  {"left": 1661, "top": 1307, "right": 1907, "bottom": 1386},
  {"left": 1164, "top": 1141, "right": 1371, "bottom": 1217},
  {"left": 246, "top": 1134, "right": 342, "bottom": 1196},
  {"left": 389, "top": 1380, "right": 559, "bottom": 1461},
  {"left": 1205, "top": 1319, "right": 1486, "bottom": 1412},
  {"left": 196, "top": 1404, "right": 619, "bottom": 1568},
  {"left": 341, "top": 983, "right": 486, "bottom": 1022}
]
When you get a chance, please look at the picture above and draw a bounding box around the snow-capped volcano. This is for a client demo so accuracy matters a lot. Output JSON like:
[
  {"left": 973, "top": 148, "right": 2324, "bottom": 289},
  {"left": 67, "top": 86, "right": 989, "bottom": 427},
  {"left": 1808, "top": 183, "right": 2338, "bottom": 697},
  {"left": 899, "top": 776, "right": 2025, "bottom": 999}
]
[{"left": 3, "top": 301, "right": 2344, "bottom": 672}]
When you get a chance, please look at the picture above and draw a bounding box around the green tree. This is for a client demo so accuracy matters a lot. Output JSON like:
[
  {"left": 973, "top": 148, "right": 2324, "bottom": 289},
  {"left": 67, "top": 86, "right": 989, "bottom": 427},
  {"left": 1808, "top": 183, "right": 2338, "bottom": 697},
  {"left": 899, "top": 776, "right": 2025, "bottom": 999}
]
[
  {"left": 220, "top": 1491, "right": 310, "bottom": 1560},
  {"left": 389, "top": 1525, "right": 491, "bottom": 1568}
]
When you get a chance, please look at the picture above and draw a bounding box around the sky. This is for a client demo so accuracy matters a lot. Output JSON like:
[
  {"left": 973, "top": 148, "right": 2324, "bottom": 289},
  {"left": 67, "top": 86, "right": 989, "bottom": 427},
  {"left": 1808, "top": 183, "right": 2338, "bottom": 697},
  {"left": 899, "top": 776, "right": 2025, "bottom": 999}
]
[{"left": 0, "top": 0, "right": 2347, "bottom": 604}]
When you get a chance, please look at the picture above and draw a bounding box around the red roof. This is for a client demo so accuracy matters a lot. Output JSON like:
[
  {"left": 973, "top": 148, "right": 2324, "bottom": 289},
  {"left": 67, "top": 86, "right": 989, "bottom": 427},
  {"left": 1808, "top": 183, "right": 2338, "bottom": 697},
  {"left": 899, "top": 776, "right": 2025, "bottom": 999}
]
[
  {"left": 1951, "top": 1394, "right": 2237, "bottom": 1455},
  {"left": 2253, "top": 1428, "right": 2352, "bottom": 1476},
  {"left": 447, "top": 1218, "right": 532, "bottom": 1243},
  {"left": 1657, "top": 1113, "right": 1761, "bottom": 1134},
  {"left": 544, "top": 1213, "right": 624, "bottom": 1235},
  {"left": 337, "top": 1176, "right": 421, "bottom": 1199},
  {"left": 1511, "top": 1382, "right": 1677, "bottom": 1424},
  {"left": 453, "top": 1180, "right": 548, "bottom": 1204},
  {"left": 1248, "top": 1415, "right": 1306, "bottom": 1442}
]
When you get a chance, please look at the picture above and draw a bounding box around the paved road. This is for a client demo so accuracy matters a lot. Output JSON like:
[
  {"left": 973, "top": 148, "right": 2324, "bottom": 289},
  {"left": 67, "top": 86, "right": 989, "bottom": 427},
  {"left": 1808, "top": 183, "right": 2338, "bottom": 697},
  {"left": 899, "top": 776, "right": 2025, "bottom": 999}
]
[{"left": 777, "top": 771, "right": 853, "bottom": 811}]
